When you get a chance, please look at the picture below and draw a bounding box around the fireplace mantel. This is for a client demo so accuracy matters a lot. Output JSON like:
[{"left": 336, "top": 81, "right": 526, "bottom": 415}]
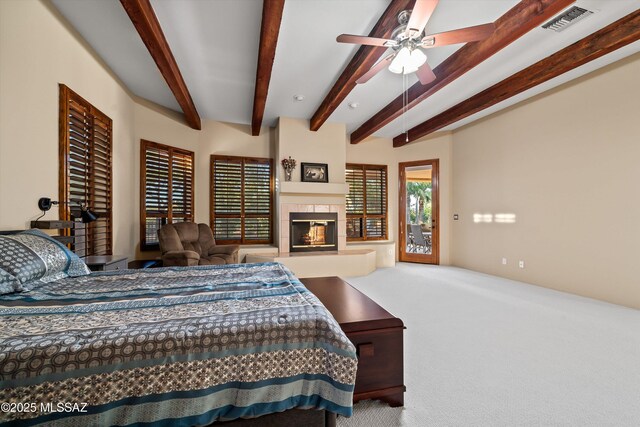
[{"left": 279, "top": 182, "right": 349, "bottom": 196}]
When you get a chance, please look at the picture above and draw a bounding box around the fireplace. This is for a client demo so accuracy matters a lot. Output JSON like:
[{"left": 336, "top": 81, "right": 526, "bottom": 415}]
[{"left": 289, "top": 212, "right": 338, "bottom": 252}]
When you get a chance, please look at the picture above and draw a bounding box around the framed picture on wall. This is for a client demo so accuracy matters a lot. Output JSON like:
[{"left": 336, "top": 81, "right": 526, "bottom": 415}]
[{"left": 301, "top": 163, "right": 328, "bottom": 183}]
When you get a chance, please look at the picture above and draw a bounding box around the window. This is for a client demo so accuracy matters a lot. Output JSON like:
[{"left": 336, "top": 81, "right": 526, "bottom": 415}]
[
  {"left": 210, "top": 155, "right": 273, "bottom": 244},
  {"left": 140, "top": 140, "right": 194, "bottom": 250},
  {"left": 345, "top": 164, "right": 388, "bottom": 241},
  {"left": 59, "top": 84, "right": 113, "bottom": 256}
]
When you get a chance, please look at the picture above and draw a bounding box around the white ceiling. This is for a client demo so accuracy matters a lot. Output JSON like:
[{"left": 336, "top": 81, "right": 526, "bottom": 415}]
[
  {"left": 51, "top": 0, "right": 181, "bottom": 111},
  {"left": 51, "top": 0, "right": 640, "bottom": 139},
  {"left": 151, "top": 0, "right": 264, "bottom": 124}
]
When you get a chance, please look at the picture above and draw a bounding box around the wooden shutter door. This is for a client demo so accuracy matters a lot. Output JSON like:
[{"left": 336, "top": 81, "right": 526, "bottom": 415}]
[
  {"left": 59, "top": 84, "right": 112, "bottom": 256},
  {"left": 365, "top": 166, "right": 387, "bottom": 239},
  {"left": 171, "top": 149, "right": 194, "bottom": 224},
  {"left": 346, "top": 165, "right": 365, "bottom": 240},
  {"left": 63, "top": 95, "right": 91, "bottom": 256},
  {"left": 142, "top": 143, "right": 170, "bottom": 248},
  {"left": 90, "top": 114, "right": 113, "bottom": 255},
  {"left": 211, "top": 157, "right": 243, "bottom": 243},
  {"left": 243, "top": 158, "right": 272, "bottom": 243}
]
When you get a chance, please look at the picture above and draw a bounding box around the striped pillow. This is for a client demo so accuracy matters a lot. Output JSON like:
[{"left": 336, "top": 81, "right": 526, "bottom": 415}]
[{"left": 0, "top": 269, "right": 18, "bottom": 295}]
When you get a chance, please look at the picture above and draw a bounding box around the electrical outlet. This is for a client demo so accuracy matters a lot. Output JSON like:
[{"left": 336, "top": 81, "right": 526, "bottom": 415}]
[
  {"left": 502, "top": 258, "right": 507, "bottom": 265},
  {"left": 519, "top": 261, "right": 525, "bottom": 269}
]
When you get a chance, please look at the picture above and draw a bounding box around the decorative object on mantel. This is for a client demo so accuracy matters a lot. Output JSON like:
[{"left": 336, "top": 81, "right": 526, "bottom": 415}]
[
  {"left": 301, "top": 163, "right": 328, "bottom": 183},
  {"left": 36, "top": 197, "right": 98, "bottom": 225},
  {"left": 281, "top": 156, "right": 297, "bottom": 181}
]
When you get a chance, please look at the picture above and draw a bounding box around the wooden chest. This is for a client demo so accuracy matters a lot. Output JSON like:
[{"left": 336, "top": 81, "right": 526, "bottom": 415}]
[{"left": 302, "top": 277, "right": 405, "bottom": 407}]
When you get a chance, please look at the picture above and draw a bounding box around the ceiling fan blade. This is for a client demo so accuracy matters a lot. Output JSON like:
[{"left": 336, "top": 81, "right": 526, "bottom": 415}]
[
  {"left": 416, "top": 63, "right": 436, "bottom": 85},
  {"left": 405, "top": 0, "right": 439, "bottom": 38},
  {"left": 356, "top": 54, "right": 396, "bottom": 84},
  {"left": 421, "top": 23, "right": 495, "bottom": 48},
  {"left": 337, "top": 34, "right": 397, "bottom": 47}
]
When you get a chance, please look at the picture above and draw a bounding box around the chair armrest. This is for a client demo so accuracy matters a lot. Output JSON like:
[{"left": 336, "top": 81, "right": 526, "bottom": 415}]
[
  {"left": 208, "top": 245, "right": 240, "bottom": 256},
  {"left": 162, "top": 250, "right": 200, "bottom": 267}
]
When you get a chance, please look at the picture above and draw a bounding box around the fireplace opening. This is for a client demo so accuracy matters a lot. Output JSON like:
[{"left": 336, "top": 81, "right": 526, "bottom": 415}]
[{"left": 290, "top": 212, "right": 338, "bottom": 252}]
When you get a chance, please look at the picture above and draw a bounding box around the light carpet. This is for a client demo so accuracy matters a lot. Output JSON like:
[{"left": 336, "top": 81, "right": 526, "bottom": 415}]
[{"left": 337, "top": 263, "right": 640, "bottom": 426}]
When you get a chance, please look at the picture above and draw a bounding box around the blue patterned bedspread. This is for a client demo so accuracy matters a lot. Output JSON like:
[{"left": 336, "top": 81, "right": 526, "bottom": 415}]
[{"left": 0, "top": 262, "right": 357, "bottom": 426}]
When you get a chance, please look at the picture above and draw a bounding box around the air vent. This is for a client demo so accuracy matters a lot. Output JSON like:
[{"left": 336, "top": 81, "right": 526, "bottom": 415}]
[{"left": 542, "top": 6, "right": 593, "bottom": 32}]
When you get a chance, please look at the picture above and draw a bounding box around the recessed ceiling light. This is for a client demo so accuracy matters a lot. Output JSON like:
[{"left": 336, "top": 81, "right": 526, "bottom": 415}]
[
  {"left": 293, "top": 95, "right": 305, "bottom": 102},
  {"left": 348, "top": 102, "right": 360, "bottom": 109}
]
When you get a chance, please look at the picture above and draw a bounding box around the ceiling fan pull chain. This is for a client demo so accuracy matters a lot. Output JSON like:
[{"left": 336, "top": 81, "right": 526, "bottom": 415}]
[
  {"left": 403, "top": 72, "right": 408, "bottom": 142},
  {"left": 402, "top": 73, "right": 407, "bottom": 139}
]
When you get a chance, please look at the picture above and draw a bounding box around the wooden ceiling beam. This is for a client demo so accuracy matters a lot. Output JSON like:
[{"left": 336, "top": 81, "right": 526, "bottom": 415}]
[
  {"left": 251, "top": 0, "right": 286, "bottom": 136},
  {"left": 121, "top": 0, "right": 201, "bottom": 130},
  {"left": 393, "top": 10, "right": 640, "bottom": 147},
  {"left": 349, "top": 0, "right": 575, "bottom": 144},
  {"left": 309, "top": 0, "right": 416, "bottom": 132}
]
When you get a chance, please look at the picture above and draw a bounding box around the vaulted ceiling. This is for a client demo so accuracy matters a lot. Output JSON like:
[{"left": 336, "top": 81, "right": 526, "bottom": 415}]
[{"left": 51, "top": 0, "right": 640, "bottom": 143}]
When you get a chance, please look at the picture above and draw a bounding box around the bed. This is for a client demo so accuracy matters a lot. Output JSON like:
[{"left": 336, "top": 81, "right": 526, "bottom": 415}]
[{"left": 0, "top": 231, "right": 357, "bottom": 426}]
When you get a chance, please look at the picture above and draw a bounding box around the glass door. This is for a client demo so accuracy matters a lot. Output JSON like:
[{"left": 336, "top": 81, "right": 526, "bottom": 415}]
[{"left": 399, "top": 159, "right": 439, "bottom": 264}]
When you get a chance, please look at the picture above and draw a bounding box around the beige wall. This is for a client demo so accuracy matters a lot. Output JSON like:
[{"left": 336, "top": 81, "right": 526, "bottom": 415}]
[
  {"left": 133, "top": 103, "right": 273, "bottom": 258},
  {"left": 451, "top": 53, "right": 640, "bottom": 309},
  {"left": 346, "top": 133, "right": 453, "bottom": 265},
  {"left": 275, "top": 118, "right": 348, "bottom": 252},
  {"left": 2, "top": 0, "right": 638, "bottom": 309},
  {"left": 0, "top": 0, "right": 274, "bottom": 261},
  {"left": 0, "top": 0, "right": 137, "bottom": 257},
  {"left": 276, "top": 117, "right": 346, "bottom": 184}
]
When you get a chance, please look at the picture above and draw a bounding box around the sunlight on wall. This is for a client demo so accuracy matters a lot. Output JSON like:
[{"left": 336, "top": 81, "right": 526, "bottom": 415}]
[
  {"left": 473, "top": 213, "right": 517, "bottom": 224},
  {"left": 495, "top": 213, "right": 517, "bottom": 223},
  {"left": 473, "top": 213, "right": 493, "bottom": 223}
]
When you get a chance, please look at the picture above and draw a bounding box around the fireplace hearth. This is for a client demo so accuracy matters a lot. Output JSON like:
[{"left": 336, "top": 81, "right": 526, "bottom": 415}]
[{"left": 289, "top": 212, "right": 337, "bottom": 252}]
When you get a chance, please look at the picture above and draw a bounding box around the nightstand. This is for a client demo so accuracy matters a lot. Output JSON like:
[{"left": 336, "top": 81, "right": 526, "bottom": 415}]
[
  {"left": 128, "top": 259, "right": 163, "bottom": 269},
  {"left": 84, "top": 255, "right": 128, "bottom": 272}
]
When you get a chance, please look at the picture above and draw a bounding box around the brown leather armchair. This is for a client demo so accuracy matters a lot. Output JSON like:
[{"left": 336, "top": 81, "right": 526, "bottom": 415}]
[{"left": 158, "top": 223, "right": 239, "bottom": 266}]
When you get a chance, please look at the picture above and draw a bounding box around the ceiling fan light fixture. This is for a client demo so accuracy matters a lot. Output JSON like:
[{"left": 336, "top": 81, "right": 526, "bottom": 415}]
[
  {"left": 389, "top": 46, "right": 426, "bottom": 75},
  {"left": 389, "top": 47, "right": 411, "bottom": 74},
  {"left": 402, "top": 64, "right": 420, "bottom": 74},
  {"left": 409, "top": 48, "right": 427, "bottom": 69}
]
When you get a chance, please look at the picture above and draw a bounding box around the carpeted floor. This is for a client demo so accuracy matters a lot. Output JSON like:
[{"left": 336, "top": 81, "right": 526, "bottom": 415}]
[{"left": 338, "top": 263, "right": 640, "bottom": 426}]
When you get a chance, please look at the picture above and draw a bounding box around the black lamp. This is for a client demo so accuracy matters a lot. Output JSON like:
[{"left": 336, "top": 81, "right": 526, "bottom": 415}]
[{"left": 37, "top": 197, "right": 98, "bottom": 223}]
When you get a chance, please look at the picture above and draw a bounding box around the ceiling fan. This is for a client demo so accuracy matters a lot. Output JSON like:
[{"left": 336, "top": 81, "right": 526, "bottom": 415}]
[{"left": 337, "top": 0, "right": 495, "bottom": 85}]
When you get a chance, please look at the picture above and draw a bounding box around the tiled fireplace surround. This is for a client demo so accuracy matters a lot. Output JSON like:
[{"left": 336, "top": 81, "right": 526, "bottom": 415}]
[{"left": 279, "top": 203, "right": 346, "bottom": 253}]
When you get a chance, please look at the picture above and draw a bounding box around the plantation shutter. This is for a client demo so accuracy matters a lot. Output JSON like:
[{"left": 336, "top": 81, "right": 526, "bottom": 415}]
[
  {"left": 345, "top": 164, "right": 387, "bottom": 241},
  {"left": 345, "top": 166, "right": 365, "bottom": 239},
  {"left": 211, "top": 157, "right": 243, "bottom": 242},
  {"left": 211, "top": 155, "right": 273, "bottom": 244},
  {"left": 171, "top": 150, "right": 194, "bottom": 222},
  {"left": 60, "top": 84, "right": 112, "bottom": 257},
  {"left": 140, "top": 140, "right": 194, "bottom": 250},
  {"left": 243, "top": 159, "right": 272, "bottom": 242}
]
